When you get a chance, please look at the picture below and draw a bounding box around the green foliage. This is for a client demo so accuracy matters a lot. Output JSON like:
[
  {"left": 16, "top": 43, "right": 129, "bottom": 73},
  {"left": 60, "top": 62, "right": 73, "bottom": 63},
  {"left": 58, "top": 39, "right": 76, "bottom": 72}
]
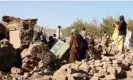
[
  {"left": 127, "top": 19, "right": 133, "bottom": 30},
  {"left": 64, "top": 19, "right": 101, "bottom": 37},
  {"left": 64, "top": 16, "right": 118, "bottom": 37},
  {"left": 100, "top": 16, "right": 116, "bottom": 36}
]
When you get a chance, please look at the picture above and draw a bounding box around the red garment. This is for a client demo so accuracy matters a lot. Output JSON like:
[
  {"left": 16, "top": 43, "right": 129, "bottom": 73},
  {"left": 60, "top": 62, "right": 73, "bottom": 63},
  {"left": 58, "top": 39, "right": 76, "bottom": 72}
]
[{"left": 69, "top": 34, "right": 80, "bottom": 63}]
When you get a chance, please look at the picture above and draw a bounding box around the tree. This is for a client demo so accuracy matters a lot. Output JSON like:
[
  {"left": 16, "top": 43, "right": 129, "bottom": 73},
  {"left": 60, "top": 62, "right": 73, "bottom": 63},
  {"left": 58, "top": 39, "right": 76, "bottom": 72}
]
[
  {"left": 100, "top": 16, "right": 116, "bottom": 36},
  {"left": 64, "top": 19, "right": 101, "bottom": 37}
]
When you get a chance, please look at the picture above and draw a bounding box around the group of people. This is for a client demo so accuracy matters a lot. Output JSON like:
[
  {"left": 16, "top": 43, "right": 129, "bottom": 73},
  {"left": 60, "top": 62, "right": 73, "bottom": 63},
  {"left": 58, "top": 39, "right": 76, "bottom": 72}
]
[
  {"left": 112, "top": 15, "right": 132, "bottom": 52},
  {"left": 33, "top": 26, "right": 63, "bottom": 49},
  {"left": 33, "top": 27, "right": 57, "bottom": 48},
  {"left": 0, "top": 15, "right": 132, "bottom": 64},
  {"left": 69, "top": 15, "right": 133, "bottom": 63}
]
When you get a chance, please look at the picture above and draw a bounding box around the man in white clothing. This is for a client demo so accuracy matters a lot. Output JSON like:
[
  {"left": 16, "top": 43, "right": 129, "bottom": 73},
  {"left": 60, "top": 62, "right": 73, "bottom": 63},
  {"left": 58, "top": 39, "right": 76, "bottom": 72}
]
[
  {"left": 56, "top": 25, "right": 63, "bottom": 39},
  {"left": 124, "top": 27, "right": 132, "bottom": 50}
]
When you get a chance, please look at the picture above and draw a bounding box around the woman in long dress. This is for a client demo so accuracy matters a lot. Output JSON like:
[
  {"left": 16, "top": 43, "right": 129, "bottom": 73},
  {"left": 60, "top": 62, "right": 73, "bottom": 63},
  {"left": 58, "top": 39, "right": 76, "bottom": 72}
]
[
  {"left": 112, "top": 21, "right": 119, "bottom": 45},
  {"left": 69, "top": 29, "right": 81, "bottom": 63}
]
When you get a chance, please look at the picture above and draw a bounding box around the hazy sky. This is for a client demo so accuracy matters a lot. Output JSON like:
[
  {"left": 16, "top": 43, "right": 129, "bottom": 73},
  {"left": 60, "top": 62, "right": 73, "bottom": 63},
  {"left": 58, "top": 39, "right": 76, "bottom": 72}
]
[{"left": 0, "top": 1, "right": 133, "bottom": 28}]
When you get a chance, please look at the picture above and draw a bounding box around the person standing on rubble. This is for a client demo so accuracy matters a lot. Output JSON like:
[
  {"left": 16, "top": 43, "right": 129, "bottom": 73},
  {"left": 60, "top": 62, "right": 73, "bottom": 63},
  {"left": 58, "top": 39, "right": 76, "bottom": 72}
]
[
  {"left": 33, "top": 28, "right": 47, "bottom": 43},
  {"left": 69, "top": 29, "right": 81, "bottom": 63},
  {"left": 0, "top": 23, "right": 6, "bottom": 40},
  {"left": 124, "top": 27, "right": 132, "bottom": 50},
  {"left": 80, "top": 28, "right": 87, "bottom": 39},
  {"left": 48, "top": 36, "right": 56, "bottom": 49},
  {"left": 117, "top": 15, "right": 127, "bottom": 52},
  {"left": 112, "top": 21, "right": 119, "bottom": 44},
  {"left": 56, "top": 25, "right": 63, "bottom": 39},
  {"left": 88, "top": 35, "right": 94, "bottom": 58},
  {"left": 80, "top": 28, "right": 89, "bottom": 59},
  {"left": 40, "top": 27, "right": 47, "bottom": 43}
]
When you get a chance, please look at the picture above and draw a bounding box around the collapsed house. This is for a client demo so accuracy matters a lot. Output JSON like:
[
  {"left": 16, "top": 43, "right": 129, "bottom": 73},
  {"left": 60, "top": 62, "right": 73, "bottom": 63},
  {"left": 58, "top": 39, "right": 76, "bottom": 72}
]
[
  {"left": 2, "top": 16, "right": 37, "bottom": 49},
  {"left": 1, "top": 16, "right": 133, "bottom": 80}
]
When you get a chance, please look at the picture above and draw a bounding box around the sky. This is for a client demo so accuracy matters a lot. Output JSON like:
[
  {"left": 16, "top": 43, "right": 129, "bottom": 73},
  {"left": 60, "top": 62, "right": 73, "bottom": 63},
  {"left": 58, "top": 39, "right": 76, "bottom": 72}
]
[{"left": 0, "top": 1, "right": 133, "bottom": 28}]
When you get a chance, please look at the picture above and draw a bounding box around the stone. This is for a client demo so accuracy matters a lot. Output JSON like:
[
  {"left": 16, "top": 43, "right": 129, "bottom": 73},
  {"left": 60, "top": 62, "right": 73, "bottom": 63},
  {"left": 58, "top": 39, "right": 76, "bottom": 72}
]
[
  {"left": 0, "top": 39, "right": 17, "bottom": 72},
  {"left": 93, "top": 73, "right": 104, "bottom": 78},
  {"left": 12, "top": 77, "right": 18, "bottom": 80},
  {"left": 24, "top": 73, "right": 31, "bottom": 79},
  {"left": 116, "top": 67, "right": 126, "bottom": 78},
  {"left": 67, "top": 68, "right": 76, "bottom": 74},
  {"left": 90, "top": 76, "right": 99, "bottom": 80},
  {"left": 53, "top": 70, "right": 68, "bottom": 80},
  {"left": 38, "top": 61, "right": 44, "bottom": 68},
  {"left": 21, "top": 42, "right": 56, "bottom": 71},
  {"left": 20, "top": 49, "right": 28, "bottom": 59},
  {"left": 72, "top": 73, "right": 84, "bottom": 78},
  {"left": 0, "top": 71, "right": 5, "bottom": 77},
  {"left": 130, "top": 65, "right": 133, "bottom": 71},
  {"left": 107, "top": 66, "right": 116, "bottom": 75},
  {"left": 71, "top": 64, "right": 79, "bottom": 70},
  {"left": 79, "top": 63, "right": 90, "bottom": 72},
  {"left": 105, "top": 74, "right": 116, "bottom": 80},
  {"left": 127, "top": 71, "right": 133, "bottom": 78},
  {"left": 11, "top": 67, "right": 23, "bottom": 74},
  {"left": 60, "top": 64, "right": 71, "bottom": 71},
  {"left": 95, "top": 67, "right": 102, "bottom": 71}
]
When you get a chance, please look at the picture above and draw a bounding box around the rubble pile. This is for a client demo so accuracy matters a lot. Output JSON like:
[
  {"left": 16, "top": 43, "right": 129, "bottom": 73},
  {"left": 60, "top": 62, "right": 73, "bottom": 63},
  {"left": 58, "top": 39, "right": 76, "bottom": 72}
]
[
  {"left": 21, "top": 41, "right": 56, "bottom": 72},
  {"left": 19, "top": 19, "right": 37, "bottom": 48},
  {"left": 53, "top": 50, "right": 133, "bottom": 80},
  {"left": 52, "top": 36, "right": 133, "bottom": 80},
  {"left": 2, "top": 16, "right": 38, "bottom": 49},
  {"left": 1, "top": 15, "right": 133, "bottom": 80},
  {"left": 0, "top": 39, "right": 18, "bottom": 72}
]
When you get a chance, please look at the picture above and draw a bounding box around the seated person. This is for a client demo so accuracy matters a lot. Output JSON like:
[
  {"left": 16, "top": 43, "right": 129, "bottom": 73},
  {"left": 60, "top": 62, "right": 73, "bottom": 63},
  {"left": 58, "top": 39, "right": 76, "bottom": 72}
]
[{"left": 47, "top": 36, "right": 56, "bottom": 49}]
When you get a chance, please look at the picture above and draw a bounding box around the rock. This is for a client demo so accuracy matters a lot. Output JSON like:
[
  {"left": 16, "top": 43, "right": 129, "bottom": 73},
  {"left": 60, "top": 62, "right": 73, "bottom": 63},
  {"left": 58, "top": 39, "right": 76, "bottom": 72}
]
[
  {"left": 116, "top": 67, "right": 126, "bottom": 78},
  {"left": 21, "top": 42, "right": 56, "bottom": 71},
  {"left": 33, "top": 66, "right": 40, "bottom": 72},
  {"left": 0, "top": 39, "right": 17, "bottom": 72},
  {"left": 38, "top": 61, "right": 44, "bottom": 68},
  {"left": 71, "top": 64, "right": 79, "bottom": 70},
  {"left": 95, "top": 67, "right": 102, "bottom": 71},
  {"left": 127, "top": 71, "right": 133, "bottom": 78},
  {"left": 122, "top": 61, "right": 129, "bottom": 70},
  {"left": 24, "top": 72, "right": 31, "bottom": 79},
  {"left": 20, "top": 49, "right": 28, "bottom": 59},
  {"left": 107, "top": 66, "right": 116, "bottom": 75},
  {"left": 79, "top": 63, "right": 90, "bottom": 72},
  {"left": 12, "top": 77, "right": 18, "bottom": 80},
  {"left": 19, "top": 19, "right": 37, "bottom": 48},
  {"left": 90, "top": 76, "right": 99, "bottom": 80},
  {"left": 93, "top": 73, "right": 104, "bottom": 78},
  {"left": 67, "top": 68, "right": 76, "bottom": 74},
  {"left": 72, "top": 73, "right": 84, "bottom": 78},
  {"left": 11, "top": 67, "right": 23, "bottom": 74},
  {"left": 53, "top": 70, "right": 68, "bottom": 80},
  {"left": 0, "top": 71, "right": 5, "bottom": 77},
  {"left": 130, "top": 65, "right": 133, "bottom": 71},
  {"left": 105, "top": 74, "right": 116, "bottom": 80},
  {"left": 60, "top": 64, "right": 71, "bottom": 71}
]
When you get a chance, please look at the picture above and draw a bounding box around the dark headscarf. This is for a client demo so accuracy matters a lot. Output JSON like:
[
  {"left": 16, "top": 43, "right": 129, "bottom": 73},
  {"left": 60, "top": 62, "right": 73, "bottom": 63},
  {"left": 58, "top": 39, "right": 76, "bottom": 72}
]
[{"left": 118, "top": 15, "right": 127, "bottom": 35}]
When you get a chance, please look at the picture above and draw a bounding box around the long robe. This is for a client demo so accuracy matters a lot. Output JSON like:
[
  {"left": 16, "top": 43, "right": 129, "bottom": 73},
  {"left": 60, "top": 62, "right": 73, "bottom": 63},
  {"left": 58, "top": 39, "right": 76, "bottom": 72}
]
[
  {"left": 69, "top": 33, "right": 80, "bottom": 63},
  {"left": 112, "top": 24, "right": 119, "bottom": 44},
  {"left": 117, "top": 21, "right": 127, "bottom": 51},
  {"left": 124, "top": 30, "right": 132, "bottom": 49}
]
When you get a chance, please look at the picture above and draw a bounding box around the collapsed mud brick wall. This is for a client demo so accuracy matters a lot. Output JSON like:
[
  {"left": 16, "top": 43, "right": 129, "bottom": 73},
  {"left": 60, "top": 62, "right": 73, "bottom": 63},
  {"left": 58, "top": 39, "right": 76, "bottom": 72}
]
[{"left": 2, "top": 16, "right": 38, "bottom": 49}]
